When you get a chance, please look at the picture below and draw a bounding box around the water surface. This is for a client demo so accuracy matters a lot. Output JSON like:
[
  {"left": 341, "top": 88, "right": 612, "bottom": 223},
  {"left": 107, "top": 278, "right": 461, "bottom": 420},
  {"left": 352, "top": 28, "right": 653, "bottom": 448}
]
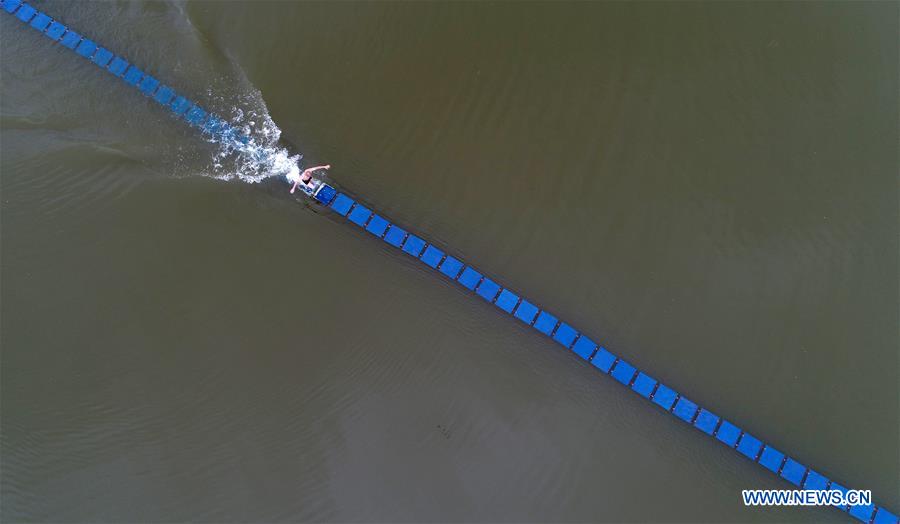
[{"left": 2, "top": 1, "right": 898, "bottom": 522}]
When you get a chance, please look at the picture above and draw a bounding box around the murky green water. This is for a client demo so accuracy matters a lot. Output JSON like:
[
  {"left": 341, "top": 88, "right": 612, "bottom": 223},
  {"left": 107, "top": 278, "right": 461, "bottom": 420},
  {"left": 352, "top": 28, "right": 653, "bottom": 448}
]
[{"left": 2, "top": 1, "right": 897, "bottom": 522}]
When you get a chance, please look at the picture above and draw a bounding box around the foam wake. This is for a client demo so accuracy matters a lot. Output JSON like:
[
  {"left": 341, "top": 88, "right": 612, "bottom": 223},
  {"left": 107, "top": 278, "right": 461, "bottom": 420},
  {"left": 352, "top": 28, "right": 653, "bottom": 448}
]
[{"left": 199, "top": 89, "right": 302, "bottom": 185}]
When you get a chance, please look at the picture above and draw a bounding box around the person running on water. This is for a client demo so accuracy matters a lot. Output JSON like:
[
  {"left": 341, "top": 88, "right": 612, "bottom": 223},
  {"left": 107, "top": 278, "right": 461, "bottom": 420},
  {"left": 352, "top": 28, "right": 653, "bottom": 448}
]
[{"left": 290, "top": 164, "right": 331, "bottom": 194}]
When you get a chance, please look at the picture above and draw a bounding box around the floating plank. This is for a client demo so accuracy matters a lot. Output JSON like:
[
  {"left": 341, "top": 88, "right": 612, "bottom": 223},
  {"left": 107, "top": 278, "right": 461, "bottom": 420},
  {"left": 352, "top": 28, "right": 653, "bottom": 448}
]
[
  {"left": 169, "top": 95, "right": 191, "bottom": 116},
  {"left": 736, "top": 433, "right": 763, "bottom": 460},
  {"left": 693, "top": 408, "right": 719, "bottom": 435},
  {"left": 758, "top": 445, "right": 785, "bottom": 473},
  {"left": 107, "top": 56, "right": 128, "bottom": 77},
  {"left": 552, "top": 322, "right": 578, "bottom": 348},
  {"left": 591, "top": 347, "right": 618, "bottom": 374},
  {"left": 347, "top": 204, "right": 372, "bottom": 227},
  {"left": 438, "top": 255, "right": 463, "bottom": 279},
  {"left": 532, "top": 311, "right": 558, "bottom": 336},
  {"left": 494, "top": 289, "right": 519, "bottom": 313},
  {"left": 715, "top": 420, "right": 741, "bottom": 447},
  {"left": 59, "top": 30, "right": 81, "bottom": 49},
  {"left": 672, "top": 396, "right": 698, "bottom": 422},
  {"left": 457, "top": 266, "right": 482, "bottom": 290},
  {"left": 830, "top": 483, "right": 849, "bottom": 510},
  {"left": 383, "top": 225, "right": 407, "bottom": 248},
  {"left": 571, "top": 335, "right": 597, "bottom": 361},
  {"left": 779, "top": 458, "right": 806, "bottom": 486},
  {"left": 75, "top": 39, "right": 97, "bottom": 58},
  {"left": 873, "top": 507, "right": 899, "bottom": 524},
  {"left": 802, "top": 469, "right": 829, "bottom": 491},
  {"left": 153, "top": 86, "right": 175, "bottom": 105},
  {"left": 513, "top": 299, "right": 539, "bottom": 325},
  {"left": 28, "top": 11, "right": 49, "bottom": 31},
  {"left": 1, "top": 0, "right": 22, "bottom": 14},
  {"left": 202, "top": 115, "right": 224, "bottom": 135},
  {"left": 138, "top": 75, "right": 159, "bottom": 96},
  {"left": 184, "top": 106, "right": 207, "bottom": 126},
  {"left": 329, "top": 193, "right": 354, "bottom": 216},
  {"left": 631, "top": 371, "right": 657, "bottom": 398},
  {"left": 315, "top": 185, "right": 337, "bottom": 205},
  {"left": 14, "top": 2, "right": 33, "bottom": 21},
  {"left": 365, "top": 214, "right": 389, "bottom": 238},
  {"left": 651, "top": 383, "right": 677, "bottom": 410},
  {"left": 122, "top": 65, "right": 143, "bottom": 86},
  {"left": 92, "top": 47, "right": 113, "bottom": 67},
  {"left": 420, "top": 245, "right": 444, "bottom": 268},
  {"left": 849, "top": 504, "right": 876, "bottom": 523},
  {"left": 45, "top": 21, "right": 66, "bottom": 40},
  {"left": 611, "top": 359, "right": 637, "bottom": 385},
  {"left": 401, "top": 234, "right": 426, "bottom": 257},
  {"left": 475, "top": 278, "right": 501, "bottom": 302}
]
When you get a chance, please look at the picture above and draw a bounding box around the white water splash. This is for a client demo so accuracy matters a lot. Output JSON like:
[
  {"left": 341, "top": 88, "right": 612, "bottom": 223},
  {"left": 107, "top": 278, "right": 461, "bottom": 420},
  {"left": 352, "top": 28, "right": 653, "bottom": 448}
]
[{"left": 202, "top": 89, "right": 302, "bottom": 185}]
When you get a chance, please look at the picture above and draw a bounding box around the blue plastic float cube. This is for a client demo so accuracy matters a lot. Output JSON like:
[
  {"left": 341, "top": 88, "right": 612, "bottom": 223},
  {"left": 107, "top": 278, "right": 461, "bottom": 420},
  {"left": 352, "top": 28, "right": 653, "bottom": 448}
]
[
  {"left": 611, "top": 359, "right": 637, "bottom": 385},
  {"left": 456, "top": 266, "right": 482, "bottom": 290},
  {"left": 217, "top": 124, "right": 236, "bottom": 142},
  {"left": 715, "top": 420, "right": 741, "bottom": 447},
  {"left": 672, "top": 397, "right": 698, "bottom": 422},
  {"left": 202, "top": 116, "right": 223, "bottom": 135},
  {"left": 14, "top": 3, "right": 34, "bottom": 21},
  {"left": 365, "top": 215, "right": 389, "bottom": 237},
  {"left": 169, "top": 96, "right": 191, "bottom": 116},
  {"left": 186, "top": 107, "right": 208, "bottom": 127},
  {"left": 45, "top": 21, "right": 66, "bottom": 40},
  {"left": 330, "top": 193, "right": 354, "bottom": 216},
  {"left": 2, "top": 0, "right": 23, "bottom": 14},
  {"left": 780, "top": 458, "right": 806, "bottom": 486},
  {"left": 315, "top": 184, "right": 337, "bottom": 205},
  {"left": 494, "top": 289, "right": 519, "bottom": 314},
  {"left": 532, "top": 311, "right": 558, "bottom": 336},
  {"left": 736, "top": 433, "right": 763, "bottom": 460},
  {"left": 830, "top": 483, "right": 849, "bottom": 509},
  {"left": 420, "top": 245, "right": 444, "bottom": 268},
  {"left": 571, "top": 335, "right": 597, "bottom": 360},
  {"left": 591, "top": 347, "right": 617, "bottom": 374},
  {"left": 401, "top": 234, "right": 426, "bottom": 257},
  {"left": 439, "top": 256, "right": 463, "bottom": 279},
  {"left": 153, "top": 86, "right": 175, "bottom": 105},
  {"left": 631, "top": 372, "right": 657, "bottom": 398},
  {"left": 28, "top": 11, "right": 49, "bottom": 31},
  {"left": 348, "top": 204, "right": 372, "bottom": 227},
  {"left": 758, "top": 445, "right": 785, "bottom": 473},
  {"left": 873, "top": 508, "right": 899, "bottom": 524},
  {"left": 123, "top": 65, "right": 143, "bottom": 86},
  {"left": 91, "top": 47, "right": 113, "bottom": 67},
  {"left": 139, "top": 75, "right": 159, "bottom": 95},
  {"left": 75, "top": 39, "right": 97, "bottom": 58},
  {"left": 849, "top": 504, "right": 875, "bottom": 523},
  {"left": 802, "top": 469, "right": 828, "bottom": 491},
  {"left": 651, "top": 383, "right": 677, "bottom": 410},
  {"left": 383, "top": 225, "right": 407, "bottom": 248},
  {"left": 476, "top": 278, "right": 500, "bottom": 302},
  {"left": 107, "top": 56, "right": 129, "bottom": 77},
  {"left": 60, "top": 30, "right": 81, "bottom": 49},
  {"left": 552, "top": 322, "right": 578, "bottom": 348},
  {"left": 513, "top": 299, "right": 539, "bottom": 325},
  {"left": 693, "top": 409, "right": 719, "bottom": 435}
]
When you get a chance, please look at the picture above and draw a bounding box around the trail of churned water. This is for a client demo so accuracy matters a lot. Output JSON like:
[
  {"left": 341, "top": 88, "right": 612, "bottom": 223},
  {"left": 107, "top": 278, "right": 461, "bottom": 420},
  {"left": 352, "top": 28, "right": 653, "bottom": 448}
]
[{"left": 207, "top": 100, "right": 302, "bottom": 185}]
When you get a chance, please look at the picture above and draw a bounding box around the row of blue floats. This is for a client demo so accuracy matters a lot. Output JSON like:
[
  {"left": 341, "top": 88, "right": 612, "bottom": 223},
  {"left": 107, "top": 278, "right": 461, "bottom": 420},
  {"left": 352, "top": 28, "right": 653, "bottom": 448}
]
[
  {"left": 2, "top": 1, "right": 895, "bottom": 522},
  {"left": 316, "top": 189, "right": 895, "bottom": 524},
  {"left": 0, "top": 0, "right": 250, "bottom": 150}
]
